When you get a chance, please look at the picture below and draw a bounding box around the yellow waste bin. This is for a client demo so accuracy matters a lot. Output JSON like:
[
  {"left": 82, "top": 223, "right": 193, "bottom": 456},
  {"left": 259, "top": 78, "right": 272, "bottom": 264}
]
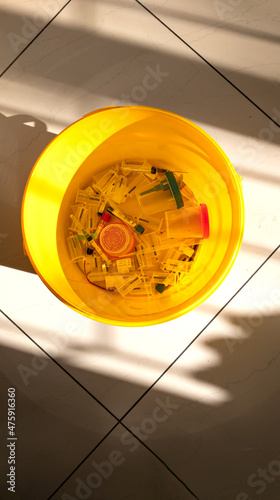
[{"left": 21, "top": 106, "right": 244, "bottom": 326}]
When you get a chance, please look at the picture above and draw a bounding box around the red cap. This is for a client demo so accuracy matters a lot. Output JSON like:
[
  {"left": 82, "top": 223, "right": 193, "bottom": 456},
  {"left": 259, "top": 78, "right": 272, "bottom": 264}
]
[
  {"left": 200, "top": 204, "right": 209, "bottom": 239},
  {"left": 101, "top": 212, "right": 111, "bottom": 223}
]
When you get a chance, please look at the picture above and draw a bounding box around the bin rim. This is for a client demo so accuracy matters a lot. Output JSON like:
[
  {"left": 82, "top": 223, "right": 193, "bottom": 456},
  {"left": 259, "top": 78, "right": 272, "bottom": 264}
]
[{"left": 21, "top": 105, "right": 245, "bottom": 326}]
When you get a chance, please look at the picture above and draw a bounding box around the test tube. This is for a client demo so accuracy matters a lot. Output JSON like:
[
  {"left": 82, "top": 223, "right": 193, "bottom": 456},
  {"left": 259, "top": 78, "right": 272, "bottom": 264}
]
[{"left": 94, "top": 212, "right": 111, "bottom": 238}]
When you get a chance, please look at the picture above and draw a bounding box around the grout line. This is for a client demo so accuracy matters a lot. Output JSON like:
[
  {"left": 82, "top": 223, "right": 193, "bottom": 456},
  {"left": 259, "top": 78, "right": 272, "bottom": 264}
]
[
  {"left": 1, "top": 244, "right": 279, "bottom": 499},
  {"left": 0, "top": 309, "right": 118, "bottom": 421},
  {"left": 0, "top": 0, "right": 277, "bottom": 495},
  {"left": 46, "top": 421, "right": 120, "bottom": 499},
  {"left": 0, "top": 0, "right": 73, "bottom": 78},
  {"left": 135, "top": 0, "right": 280, "bottom": 129},
  {"left": 119, "top": 421, "right": 199, "bottom": 499},
  {"left": 119, "top": 243, "right": 280, "bottom": 421},
  {"left": 0, "top": 309, "right": 198, "bottom": 499},
  {"left": 47, "top": 419, "right": 199, "bottom": 499}
]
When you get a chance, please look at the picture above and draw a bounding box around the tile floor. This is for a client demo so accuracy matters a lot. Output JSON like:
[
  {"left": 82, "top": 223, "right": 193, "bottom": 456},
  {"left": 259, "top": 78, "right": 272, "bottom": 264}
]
[{"left": 0, "top": 0, "right": 280, "bottom": 499}]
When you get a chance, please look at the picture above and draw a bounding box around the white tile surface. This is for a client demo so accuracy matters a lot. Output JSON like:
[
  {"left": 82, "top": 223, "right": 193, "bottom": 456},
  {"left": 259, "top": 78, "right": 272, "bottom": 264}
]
[
  {"left": 0, "top": 0, "right": 69, "bottom": 75},
  {"left": 0, "top": 265, "right": 216, "bottom": 417},
  {"left": 140, "top": 0, "right": 280, "bottom": 124},
  {"left": 0, "top": 0, "right": 280, "bottom": 498},
  {"left": 122, "top": 250, "right": 280, "bottom": 500},
  {"left": 0, "top": 313, "right": 116, "bottom": 500}
]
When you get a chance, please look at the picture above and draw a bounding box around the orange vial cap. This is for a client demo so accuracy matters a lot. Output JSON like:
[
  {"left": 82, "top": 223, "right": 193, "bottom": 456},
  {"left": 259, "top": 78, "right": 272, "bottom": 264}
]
[{"left": 99, "top": 223, "right": 135, "bottom": 258}]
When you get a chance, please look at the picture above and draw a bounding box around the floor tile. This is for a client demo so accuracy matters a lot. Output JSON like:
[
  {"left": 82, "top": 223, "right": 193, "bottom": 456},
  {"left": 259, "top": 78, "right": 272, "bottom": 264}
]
[
  {"left": 140, "top": 0, "right": 280, "bottom": 124},
  {"left": 122, "top": 249, "right": 280, "bottom": 500},
  {"left": 0, "top": 265, "right": 214, "bottom": 418},
  {"left": 51, "top": 424, "right": 195, "bottom": 500},
  {"left": 0, "top": 312, "right": 116, "bottom": 500},
  {"left": 0, "top": 0, "right": 279, "bottom": 418},
  {"left": 0, "top": 0, "right": 69, "bottom": 75},
  {"left": 1, "top": 1, "right": 280, "bottom": 499}
]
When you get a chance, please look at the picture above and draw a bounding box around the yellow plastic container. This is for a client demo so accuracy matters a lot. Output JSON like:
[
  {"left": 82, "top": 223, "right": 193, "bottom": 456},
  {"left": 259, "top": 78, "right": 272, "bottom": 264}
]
[
  {"left": 165, "top": 204, "right": 209, "bottom": 239},
  {"left": 21, "top": 106, "right": 244, "bottom": 327}
]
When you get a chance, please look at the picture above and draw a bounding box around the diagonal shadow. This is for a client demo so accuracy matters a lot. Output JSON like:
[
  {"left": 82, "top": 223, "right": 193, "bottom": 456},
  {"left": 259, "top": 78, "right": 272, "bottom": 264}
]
[
  {"left": 0, "top": 113, "right": 56, "bottom": 273},
  {"left": 0, "top": 111, "right": 279, "bottom": 276},
  {"left": 129, "top": 0, "right": 280, "bottom": 44},
  {"left": 0, "top": 310, "right": 279, "bottom": 499},
  {"left": 1, "top": 8, "right": 280, "bottom": 135}
]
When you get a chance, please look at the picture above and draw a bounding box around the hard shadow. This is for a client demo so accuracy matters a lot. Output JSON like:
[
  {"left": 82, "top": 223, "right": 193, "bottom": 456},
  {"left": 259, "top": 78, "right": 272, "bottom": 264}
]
[
  {"left": 0, "top": 113, "right": 56, "bottom": 273},
  {"left": 0, "top": 110, "right": 279, "bottom": 277},
  {"left": 0, "top": 310, "right": 279, "bottom": 499},
  {"left": 236, "top": 165, "right": 280, "bottom": 185},
  {"left": 131, "top": 0, "right": 280, "bottom": 44},
  {"left": 1, "top": 8, "right": 280, "bottom": 136}
]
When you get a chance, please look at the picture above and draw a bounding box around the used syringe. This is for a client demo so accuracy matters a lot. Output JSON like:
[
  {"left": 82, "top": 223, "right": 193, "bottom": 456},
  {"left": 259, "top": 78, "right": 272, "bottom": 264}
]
[
  {"left": 120, "top": 159, "right": 189, "bottom": 175},
  {"left": 70, "top": 214, "right": 111, "bottom": 265},
  {"left": 123, "top": 165, "right": 189, "bottom": 175},
  {"left": 126, "top": 239, "right": 189, "bottom": 258},
  {"left": 106, "top": 205, "right": 145, "bottom": 234}
]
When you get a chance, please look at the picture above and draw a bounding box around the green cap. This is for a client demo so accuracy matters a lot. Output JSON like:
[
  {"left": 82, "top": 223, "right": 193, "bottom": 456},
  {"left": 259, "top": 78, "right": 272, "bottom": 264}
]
[
  {"left": 135, "top": 224, "right": 145, "bottom": 234},
  {"left": 155, "top": 283, "right": 166, "bottom": 293},
  {"left": 165, "top": 171, "right": 184, "bottom": 209}
]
